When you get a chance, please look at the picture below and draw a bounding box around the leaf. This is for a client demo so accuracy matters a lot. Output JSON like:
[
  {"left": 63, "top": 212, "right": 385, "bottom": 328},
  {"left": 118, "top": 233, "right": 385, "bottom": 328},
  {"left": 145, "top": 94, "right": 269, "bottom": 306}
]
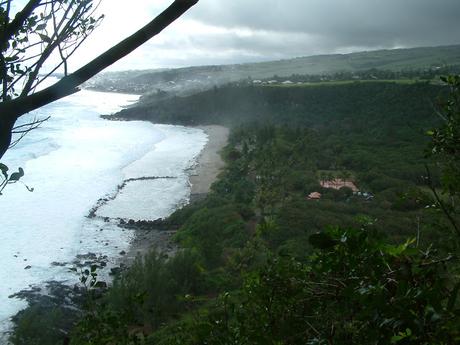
[
  {"left": 0, "top": 163, "right": 8, "bottom": 178},
  {"left": 391, "top": 328, "right": 412, "bottom": 343},
  {"left": 9, "top": 167, "right": 24, "bottom": 181},
  {"left": 4, "top": 55, "right": 19, "bottom": 62},
  {"left": 38, "top": 33, "right": 51, "bottom": 44},
  {"left": 384, "top": 238, "right": 415, "bottom": 256},
  {"left": 309, "top": 233, "right": 339, "bottom": 249},
  {"left": 35, "top": 23, "right": 47, "bottom": 31}
]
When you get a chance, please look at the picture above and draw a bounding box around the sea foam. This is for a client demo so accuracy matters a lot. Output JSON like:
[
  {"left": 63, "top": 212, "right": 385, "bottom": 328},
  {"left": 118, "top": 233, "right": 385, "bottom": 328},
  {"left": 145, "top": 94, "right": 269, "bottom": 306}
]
[{"left": 0, "top": 89, "right": 207, "bottom": 339}]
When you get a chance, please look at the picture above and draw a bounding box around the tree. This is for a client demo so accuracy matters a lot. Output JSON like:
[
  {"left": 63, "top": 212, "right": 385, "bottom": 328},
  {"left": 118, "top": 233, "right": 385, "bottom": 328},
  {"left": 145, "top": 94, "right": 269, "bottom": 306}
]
[
  {"left": 426, "top": 75, "right": 460, "bottom": 238},
  {"left": 0, "top": 0, "right": 199, "bottom": 159}
]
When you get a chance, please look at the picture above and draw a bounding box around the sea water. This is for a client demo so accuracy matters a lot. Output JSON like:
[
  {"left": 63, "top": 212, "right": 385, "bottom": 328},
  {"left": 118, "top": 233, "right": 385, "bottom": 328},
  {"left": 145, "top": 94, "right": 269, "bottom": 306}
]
[{"left": 0, "top": 88, "right": 207, "bottom": 339}]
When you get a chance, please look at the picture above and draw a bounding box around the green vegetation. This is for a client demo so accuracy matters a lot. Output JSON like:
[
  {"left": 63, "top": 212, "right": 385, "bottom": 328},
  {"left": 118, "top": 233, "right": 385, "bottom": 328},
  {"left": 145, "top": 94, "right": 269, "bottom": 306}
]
[
  {"left": 12, "top": 74, "right": 460, "bottom": 344},
  {"left": 154, "top": 228, "right": 459, "bottom": 345},
  {"left": 90, "top": 45, "right": 460, "bottom": 95},
  {"left": 426, "top": 75, "right": 460, "bottom": 237},
  {"left": 114, "top": 80, "right": 444, "bottom": 129}
]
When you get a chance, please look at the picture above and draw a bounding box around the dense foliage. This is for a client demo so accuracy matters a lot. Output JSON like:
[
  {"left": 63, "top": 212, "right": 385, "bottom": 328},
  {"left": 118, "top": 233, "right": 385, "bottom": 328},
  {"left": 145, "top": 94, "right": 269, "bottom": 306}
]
[
  {"left": 113, "top": 81, "right": 443, "bottom": 129},
  {"left": 428, "top": 76, "right": 460, "bottom": 203},
  {"left": 11, "top": 76, "right": 460, "bottom": 344},
  {"left": 155, "top": 227, "right": 460, "bottom": 345}
]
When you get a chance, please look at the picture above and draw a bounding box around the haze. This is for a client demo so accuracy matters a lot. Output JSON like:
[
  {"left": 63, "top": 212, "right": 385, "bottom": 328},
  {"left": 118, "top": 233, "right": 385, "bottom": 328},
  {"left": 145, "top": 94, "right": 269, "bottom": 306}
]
[{"left": 70, "top": 0, "right": 460, "bottom": 71}]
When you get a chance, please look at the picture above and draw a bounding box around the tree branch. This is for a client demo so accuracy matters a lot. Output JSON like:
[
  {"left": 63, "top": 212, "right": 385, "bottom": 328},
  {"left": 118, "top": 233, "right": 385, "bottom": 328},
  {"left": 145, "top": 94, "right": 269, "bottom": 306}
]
[
  {"left": 1, "top": 0, "right": 42, "bottom": 49},
  {"left": 20, "top": 1, "right": 91, "bottom": 96},
  {"left": 0, "top": 0, "right": 199, "bottom": 158}
]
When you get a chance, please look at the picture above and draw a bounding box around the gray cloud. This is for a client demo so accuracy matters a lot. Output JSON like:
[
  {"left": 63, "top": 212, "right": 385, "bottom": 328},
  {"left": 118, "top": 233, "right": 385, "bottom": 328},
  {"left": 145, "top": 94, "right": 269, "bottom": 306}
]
[
  {"left": 188, "top": 0, "right": 460, "bottom": 37},
  {"left": 174, "top": 0, "right": 460, "bottom": 64},
  {"left": 95, "top": 0, "right": 460, "bottom": 70}
]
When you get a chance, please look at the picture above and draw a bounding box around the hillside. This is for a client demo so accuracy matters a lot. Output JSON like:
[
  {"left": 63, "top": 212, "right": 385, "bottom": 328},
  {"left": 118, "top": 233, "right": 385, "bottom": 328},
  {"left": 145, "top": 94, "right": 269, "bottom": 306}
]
[
  {"left": 86, "top": 44, "right": 460, "bottom": 96},
  {"left": 108, "top": 80, "right": 443, "bottom": 127},
  {"left": 14, "top": 68, "right": 460, "bottom": 345},
  {"left": 74, "top": 78, "right": 460, "bottom": 344}
]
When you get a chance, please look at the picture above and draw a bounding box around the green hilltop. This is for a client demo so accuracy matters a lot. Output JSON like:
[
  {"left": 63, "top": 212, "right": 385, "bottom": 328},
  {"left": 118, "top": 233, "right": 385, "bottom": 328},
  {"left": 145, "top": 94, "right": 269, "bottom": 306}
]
[
  {"left": 87, "top": 44, "right": 460, "bottom": 95},
  {"left": 14, "top": 45, "right": 460, "bottom": 345}
]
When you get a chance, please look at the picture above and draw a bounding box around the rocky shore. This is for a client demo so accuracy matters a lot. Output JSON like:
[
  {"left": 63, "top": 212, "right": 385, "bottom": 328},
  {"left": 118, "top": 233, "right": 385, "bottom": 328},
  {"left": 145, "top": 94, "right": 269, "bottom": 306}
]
[
  {"left": 7, "top": 125, "right": 229, "bottom": 338},
  {"left": 120, "top": 125, "right": 229, "bottom": 265}
]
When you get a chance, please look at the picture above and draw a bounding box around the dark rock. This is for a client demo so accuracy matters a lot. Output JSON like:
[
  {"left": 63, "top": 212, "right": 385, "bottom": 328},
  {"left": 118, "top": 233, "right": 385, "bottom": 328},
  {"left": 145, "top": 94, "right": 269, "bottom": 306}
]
[
  {"left": 87, "top": 209, "right": 96, "bottom": 218},
  {"left": 51, "top": 262, "right": 67, "bottom": 267},
  {"left": 110, "top": 267, "right": 122, "bottom": 276}
]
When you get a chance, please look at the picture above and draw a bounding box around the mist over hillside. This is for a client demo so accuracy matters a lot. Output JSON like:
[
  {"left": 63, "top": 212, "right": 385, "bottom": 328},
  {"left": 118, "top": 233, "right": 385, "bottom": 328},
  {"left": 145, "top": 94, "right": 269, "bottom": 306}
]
[
  {"left": 85, "top": 44, "right": 460, "bottom": 99},
  {"left": 12, "top": 36, "right": 460, "bottom": 345}
]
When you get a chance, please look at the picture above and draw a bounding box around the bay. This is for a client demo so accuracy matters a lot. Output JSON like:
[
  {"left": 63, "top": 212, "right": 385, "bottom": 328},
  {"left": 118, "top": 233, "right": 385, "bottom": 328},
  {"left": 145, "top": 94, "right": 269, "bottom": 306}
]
[{"left": 0, "top": 88, "right": 207, "bottom": 339}]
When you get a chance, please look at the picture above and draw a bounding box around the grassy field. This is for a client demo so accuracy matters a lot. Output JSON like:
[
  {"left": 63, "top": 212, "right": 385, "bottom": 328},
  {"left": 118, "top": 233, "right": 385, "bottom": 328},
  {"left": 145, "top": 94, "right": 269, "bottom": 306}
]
[
  {"left": 263, "top": 79, "right": 425, "bottom": 88},
  {"left": 91, "top": 44, "right": 460, "bottom": 95}
]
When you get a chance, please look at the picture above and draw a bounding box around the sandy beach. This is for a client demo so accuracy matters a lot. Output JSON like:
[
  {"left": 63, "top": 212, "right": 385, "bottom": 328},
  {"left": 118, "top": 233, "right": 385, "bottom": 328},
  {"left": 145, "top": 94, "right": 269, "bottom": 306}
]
[
  {"left": 190, "top": 125, "right": 230, "bottom": 199},
  {"left": 121, "top": 125, "right": 229, "bottom": 263}
]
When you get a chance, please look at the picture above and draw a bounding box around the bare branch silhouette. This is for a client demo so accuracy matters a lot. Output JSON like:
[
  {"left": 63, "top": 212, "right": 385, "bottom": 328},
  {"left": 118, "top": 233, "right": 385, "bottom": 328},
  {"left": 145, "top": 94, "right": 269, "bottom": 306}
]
[{"left": 0, "top": 0, "right": 199, "bottom": 158}]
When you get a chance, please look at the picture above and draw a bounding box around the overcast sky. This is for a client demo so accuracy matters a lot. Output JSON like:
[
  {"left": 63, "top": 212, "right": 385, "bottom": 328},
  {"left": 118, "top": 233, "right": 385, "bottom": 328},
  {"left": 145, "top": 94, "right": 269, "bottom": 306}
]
[{"left": 68, "top": 0, "right": 460, "bottom": 70}]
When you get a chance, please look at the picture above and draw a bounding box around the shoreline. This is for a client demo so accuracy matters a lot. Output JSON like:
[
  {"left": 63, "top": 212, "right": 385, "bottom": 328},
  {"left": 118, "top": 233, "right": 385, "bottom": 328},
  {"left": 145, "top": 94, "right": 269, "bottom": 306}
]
[
  {"left": 121, "top": 125, "right": 229, "bottom": 264},
  {"left": 189, "top": 125, "right": 230, "bottom": 201}
]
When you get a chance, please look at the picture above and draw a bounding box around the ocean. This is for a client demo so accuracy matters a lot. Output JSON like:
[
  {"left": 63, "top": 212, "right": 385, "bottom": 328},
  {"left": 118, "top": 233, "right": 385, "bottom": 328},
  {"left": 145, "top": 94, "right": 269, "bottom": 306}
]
[{"left": 0, "top": 87, "right": 207, "bottom": 339}]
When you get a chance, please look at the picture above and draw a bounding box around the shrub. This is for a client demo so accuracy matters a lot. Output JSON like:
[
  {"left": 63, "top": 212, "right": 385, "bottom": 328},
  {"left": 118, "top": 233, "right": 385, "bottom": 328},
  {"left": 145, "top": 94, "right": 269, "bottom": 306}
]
[{"left": 166, "top": 227, "right": 460, "bottom": 345}]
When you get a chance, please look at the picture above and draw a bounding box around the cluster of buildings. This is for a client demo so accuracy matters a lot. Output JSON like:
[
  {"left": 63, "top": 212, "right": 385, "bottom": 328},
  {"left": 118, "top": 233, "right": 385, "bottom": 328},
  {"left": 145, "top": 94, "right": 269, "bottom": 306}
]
[
  {"left": 252, "top": 79, "right": 298, "bottom": 86},
  {"left": 307, "top": 178, "right": 373, "bottom": 201}
]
